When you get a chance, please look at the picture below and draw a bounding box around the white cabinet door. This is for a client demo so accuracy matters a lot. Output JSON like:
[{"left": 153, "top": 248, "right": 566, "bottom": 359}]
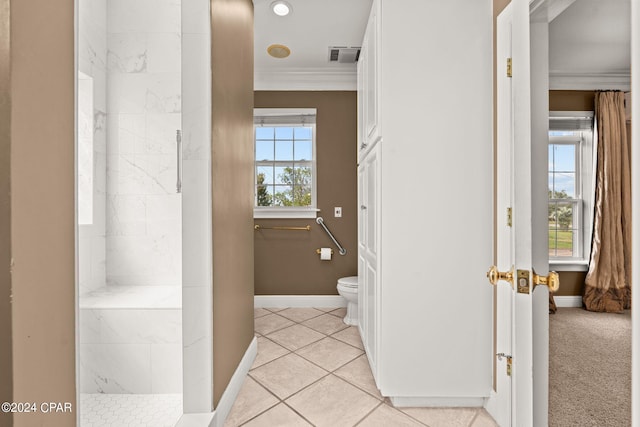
[
  {"left": 358, "top": 144, "right": 380, "bottom": 377},
  {"left": 363, "top": 1, "right": 379, "bottom": 145}
]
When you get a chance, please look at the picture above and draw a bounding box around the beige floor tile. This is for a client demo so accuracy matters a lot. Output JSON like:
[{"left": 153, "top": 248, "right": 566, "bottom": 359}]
[
  {"left": 331, "top": 326, "right": 364, "bottom": 350},
  {"left": 334, "top": 354, "right": 382, "bottom": 400},
  {"left": 243, "top": 403, "right": 312, "bottom": 427},
  {"left": 399, "top": 407, "right": 479, "bottom": 427},
  {"left": 329, "top": 307, "right": 348, "bottom": 318},
  {"left": 470, "top": 409, "right": 499, "bottom": 427},
  {"left": 254, "top": 308, "right": 270, "bottom": 318},
  {"left": 266, "top": 324, "right": 325, "bottom": 351},
  {"left": 223, "top": 377, "right": 278, "bottom": 427},
  {"left": 302, "top": 313, "right": 349, "bottom": 335},
  {"left": 265, "top": 307, "right": 287, "bottom": 312},
  {"left": 314, "top": 307, "right": 342, "bottom": 312},
  {"left": 251, "top": 336, "right": 290, "bottom": 370},
  {"left": 286, "top": 375, "right": 380, "bottom": 427},
  {"left": 296, "top": 337, "right": 363, "bottom": 372},
  {"left": 277, "top": 307, "right": 325, "bottom": 323},
  {"left": 254, "top": 313, "right": 295, "bottom": 335},
  {"left": 358, "top": 403, "right": 424, "bottom": 426},
  {"left": 250, "top": 353, "right": 328, "bottom": 399}
]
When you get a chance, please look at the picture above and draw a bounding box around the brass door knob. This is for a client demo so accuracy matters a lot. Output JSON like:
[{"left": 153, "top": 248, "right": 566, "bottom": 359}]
[
  {"left": 487, "top": 265, "right": 514, "bottom": 286},
  {"left": 532, "top": 271, "right": 560, "bottom": 292}
]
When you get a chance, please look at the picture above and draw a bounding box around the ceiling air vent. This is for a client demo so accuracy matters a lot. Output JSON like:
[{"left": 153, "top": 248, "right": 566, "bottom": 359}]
[{"left": 328, "top": 46, "right": 361, "bottom": 63}]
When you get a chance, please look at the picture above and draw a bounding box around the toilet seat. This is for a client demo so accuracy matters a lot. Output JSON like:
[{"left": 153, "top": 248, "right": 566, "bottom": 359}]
[{"left": 337, "top": 276, "right": 358, "bottom": 289}]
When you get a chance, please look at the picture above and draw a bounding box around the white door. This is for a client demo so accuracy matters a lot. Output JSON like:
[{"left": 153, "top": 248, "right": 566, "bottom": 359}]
[{"left": 487, "top": 2, "right": 557, "bottom": 426}]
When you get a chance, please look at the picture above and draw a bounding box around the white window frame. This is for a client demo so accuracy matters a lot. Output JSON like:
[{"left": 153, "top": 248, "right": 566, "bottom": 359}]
[
  {"left": 548, "top": 111, "right": 595, "bottom": 271},
  {"left": 253, "top": 108, "right": 319, "bottom": 219}
]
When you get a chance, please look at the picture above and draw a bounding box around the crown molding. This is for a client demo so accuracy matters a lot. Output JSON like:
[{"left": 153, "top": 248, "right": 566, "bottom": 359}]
[
  {"left": 255, "top": 68, "right": 357, "bottom": 91},
  {"left": 549, "top": 72, "right": 631, "bottom": 91}
]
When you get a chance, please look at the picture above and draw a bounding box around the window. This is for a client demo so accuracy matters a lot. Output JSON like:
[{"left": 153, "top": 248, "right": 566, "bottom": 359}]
[
  {"left": 548, "top": 112, "right": 595, "bottom": 269},
  {"left": 254, "top": 108, "right": 317, "bottom": 218}
]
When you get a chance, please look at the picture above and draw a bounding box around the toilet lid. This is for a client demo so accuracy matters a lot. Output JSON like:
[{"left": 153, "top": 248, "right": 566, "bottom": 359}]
[{"left": 338, "top": 276, "right": 359, "bottom": 288}]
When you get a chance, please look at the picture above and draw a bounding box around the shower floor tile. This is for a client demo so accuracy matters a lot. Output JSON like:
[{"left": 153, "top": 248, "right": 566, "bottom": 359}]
[{"left": 80, "top": 393, "right": 182, "bottom": 427}]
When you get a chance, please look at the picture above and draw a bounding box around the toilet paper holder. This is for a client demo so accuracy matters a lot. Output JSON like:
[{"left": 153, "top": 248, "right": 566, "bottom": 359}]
[{"left": 316, "top": 248, "right": 334, "bottom": 255}]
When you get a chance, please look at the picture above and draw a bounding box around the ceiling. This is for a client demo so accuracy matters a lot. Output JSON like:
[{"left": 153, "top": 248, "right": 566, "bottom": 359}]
[
  {"left": 253, "top": 0, "right": 631, "bottom": 91},
  {"left": 253, "top": 0, "right": 372, "bottom": 90},
  {"left": 549, "top": 0, "right": 630, "bottom": 89}
]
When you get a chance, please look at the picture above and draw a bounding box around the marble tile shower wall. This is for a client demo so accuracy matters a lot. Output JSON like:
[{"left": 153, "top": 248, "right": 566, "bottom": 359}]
[
  {"left": 78, "top": 0, "right": 107, "bottom": 296},
  {"left": 106, "top": 0, "right": 183, "bottom": 287}
]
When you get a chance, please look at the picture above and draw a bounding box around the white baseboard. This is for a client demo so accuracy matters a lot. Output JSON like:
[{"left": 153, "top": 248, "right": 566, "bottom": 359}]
[
  {"left": 554, "top": 296, "right": 583, "bottom": 308},
  {"left": 254, "top": 295, "right": 347, "bottom": 308},
  {"left": 390, "top": 396, "right": 485, "bottom": 408},
  {"left": 211, "top": 336, "right": 258, "bottom": 427}
]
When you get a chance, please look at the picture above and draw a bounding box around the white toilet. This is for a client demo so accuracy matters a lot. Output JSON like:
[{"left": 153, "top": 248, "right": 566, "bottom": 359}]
[{"left": 337, "top": 276, "right": 359, "bottom": 326}]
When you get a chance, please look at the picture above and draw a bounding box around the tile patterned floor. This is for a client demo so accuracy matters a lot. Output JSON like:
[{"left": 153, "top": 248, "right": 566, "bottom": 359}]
[
  {"left": 225, "top": 307, "right": 498, "bottom": 427},
  {"left": 80, "top": 393, "right": 182, "bottom": 427}
]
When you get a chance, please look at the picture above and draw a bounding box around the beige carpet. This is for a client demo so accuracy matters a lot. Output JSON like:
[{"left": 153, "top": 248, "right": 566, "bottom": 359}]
[{"left": 549, "top": 308, "right": 631, "bottom": 427}]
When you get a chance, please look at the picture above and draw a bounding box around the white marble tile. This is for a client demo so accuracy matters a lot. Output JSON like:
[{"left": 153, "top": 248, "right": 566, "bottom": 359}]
[
  {"left": 145, "top": 113, "right": 182, "bottom": 154},
  {"left": 94, "top": 152, "right": 107, "bottom": 195},
  {"left": 80, "top": 343, "right": 152, "bottom": 393},
  {"left": 182, "top": 159, "right": 210, "bottom": 288},
  {"left": 79, "top": 286, "right": 181, "bottom": 309},
  {"left": 182, "top": 286, "right": 209, "bottom": 348},
  {"left": 146, "top": 0, "right": 182, "bottom": 34},
  {"left": 99, "top": 309, "right": 182, "bottom": 344},
  {"left": 108, "top": 33, "right": 147, "bottom": 73},
  {"left": 79, "top": 309, "right": 102, "bottom": 344},
  {"left": 79, "top": 236, "right": 92, "bottom": 290},
  {"left": 145, "top": 194, "right": 182, "bottom": 239},
  {"left": 108, "top": 73, "right": 148, "bottom": 114},
  {"left": 108, "top": 113, "right": 145, "bottom": 155},
  {"left": 151, "top": 343, "right": 183, "bottom": 393},
  {"left": 147, "top": 33, "right": 181, "bottom": 73},
  {"left": 107, "top": 0, "right": 151, "bottom": 34},
  {"left": 107, "top": 195, "right": 147, "bottom": 236},
  {"left": 90, "top": 236, "right": 106, "bottom": 288},
  {"left": 145, "top": 73, "right": 181, "bottom": 114}
]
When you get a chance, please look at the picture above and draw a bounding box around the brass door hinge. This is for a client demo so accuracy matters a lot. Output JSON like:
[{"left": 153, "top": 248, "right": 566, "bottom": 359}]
[
  {"left": 497, "top": 353, "right": 513, "bottom": 376},
  {"left": 507, "top": 207, "right": 512, "bottom": 227},
  {"left": 507, "top": 58, "right": 512, "bottom": 78}
]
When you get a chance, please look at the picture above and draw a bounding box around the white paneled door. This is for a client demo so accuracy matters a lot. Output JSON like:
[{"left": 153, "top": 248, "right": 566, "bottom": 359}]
[{"left": 486, "top": 1, "right": 555, "bottom": 426}]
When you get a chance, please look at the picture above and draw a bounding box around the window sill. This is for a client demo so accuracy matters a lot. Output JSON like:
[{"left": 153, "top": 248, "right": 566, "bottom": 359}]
[
  {"left": 254, "top": 208, "right": 319, "bottom": 219},
  {"left": 549, "top": 260, "right": 589, "bottom": 272}
]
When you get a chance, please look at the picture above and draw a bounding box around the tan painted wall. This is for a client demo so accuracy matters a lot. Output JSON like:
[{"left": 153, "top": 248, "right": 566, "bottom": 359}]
[
  {"left": 253, "top": 91, "right": 358, "bottom": 295},
  {"left": 211, "top": 0, "right": 256, "bottom": 407},
  {"left": 0, "top": 0, "right": 13, "bottom": 425},
  {"left": 10, "top": 0, "right": 77, "bottom": 426}
]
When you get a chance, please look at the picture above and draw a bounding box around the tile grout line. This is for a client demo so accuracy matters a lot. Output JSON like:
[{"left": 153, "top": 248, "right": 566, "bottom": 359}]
[{"left": 352, "top": 400, "right": 385, "bottom": 426}]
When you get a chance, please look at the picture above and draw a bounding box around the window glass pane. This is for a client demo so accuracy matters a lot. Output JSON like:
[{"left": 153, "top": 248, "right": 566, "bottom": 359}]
[
  {"left": 273, "top": 185, "right": 294, "bottom": 206},
  {"left": 257, "top": 166, "right": 274, "bottom": 184},
  {"left": 275, "top": 127, "right": 293, "bottom": 140},
  {"left": 256, "top": 127, "right": 274, "bottom": 140},
  {"left": 256, "top": 140, "right": 274, "bottom": 161},
  {"left": 294, "top": 127, "right": 312, "bottom": 139},
  {"left": 551, "top": 144, "right": 575, "bottom": 172},
  {"left": 293, "top": 166, "right": 312, "bottom": 206},
  {"left": 555, "top": 202, "right": 574, "bottom": 229},
  {"left": 549, "top": 228, "right": 573, "bottom": 258},
  {"left": 256, "top": 183, "right": 273, "bottom": 206},
  {"left": 275, "top": 164, "right": 294, "bottom": 185},
  {"left": 294, "top": 140, "right": 312, "bottom": 161},
  {"left": 275, "top": 140, "right": 293, "bottom": 161},
  {"left": 552, "top": 172, "right": 575, "bottom": 198}
]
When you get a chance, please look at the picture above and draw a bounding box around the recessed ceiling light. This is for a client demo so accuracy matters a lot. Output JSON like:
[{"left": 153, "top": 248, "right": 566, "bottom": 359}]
[
  {"left": 271, "top": 1, "right": 292, "bottom": 16},
  {"left": 267, "top": 44, "right": 291, "bottom": 59}
]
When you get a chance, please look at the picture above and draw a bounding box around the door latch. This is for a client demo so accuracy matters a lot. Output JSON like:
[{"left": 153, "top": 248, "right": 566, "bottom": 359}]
[{"left": 497, "top": 353, "right": 513, "bottom": 376}]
